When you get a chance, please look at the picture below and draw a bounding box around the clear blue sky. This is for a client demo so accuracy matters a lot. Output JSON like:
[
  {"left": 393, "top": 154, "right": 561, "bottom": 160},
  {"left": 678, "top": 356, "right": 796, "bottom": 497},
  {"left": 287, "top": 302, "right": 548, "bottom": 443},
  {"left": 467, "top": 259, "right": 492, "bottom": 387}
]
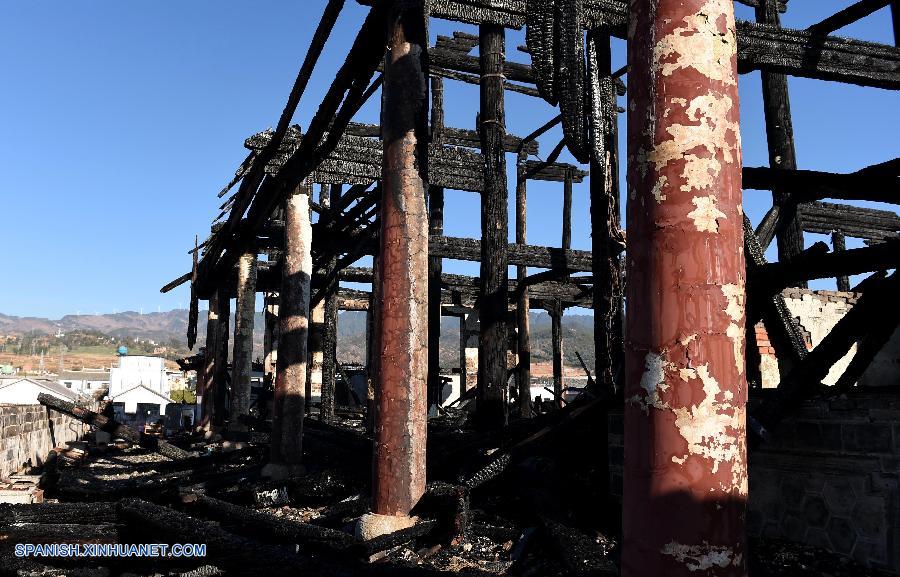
[{"left": 1, "top": 2, "right": 897, "bottom": 319}]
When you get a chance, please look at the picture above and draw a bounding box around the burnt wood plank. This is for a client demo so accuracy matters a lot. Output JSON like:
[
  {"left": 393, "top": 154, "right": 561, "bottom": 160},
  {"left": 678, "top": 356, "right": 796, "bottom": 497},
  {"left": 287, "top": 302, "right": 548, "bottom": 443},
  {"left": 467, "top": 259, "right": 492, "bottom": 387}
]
[{"left": 799, "top": 201, "right": 900, "bottom": 240}]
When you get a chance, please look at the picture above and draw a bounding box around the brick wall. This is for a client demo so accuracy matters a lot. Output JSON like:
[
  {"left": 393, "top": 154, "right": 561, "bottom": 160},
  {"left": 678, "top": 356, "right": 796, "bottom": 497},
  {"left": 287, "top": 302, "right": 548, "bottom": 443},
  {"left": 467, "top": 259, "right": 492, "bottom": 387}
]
[
  {"left": 753, "top": 289, "right": 899, "bottom": 388},
  {"left": 609, "top": 391, "right": 900, "bottom": 572},
  {"left": 0, "top": 404, "right": 86, "bottom": 480}
]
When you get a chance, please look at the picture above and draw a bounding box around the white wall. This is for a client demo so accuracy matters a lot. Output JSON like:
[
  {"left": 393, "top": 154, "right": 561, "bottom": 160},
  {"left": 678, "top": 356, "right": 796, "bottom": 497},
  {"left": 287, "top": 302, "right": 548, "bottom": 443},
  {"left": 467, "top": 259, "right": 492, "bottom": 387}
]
[
  {"left": 111, "top": 386, "right": 170, "bottom": 414},
  {"left": 0, "top": 380, "right": 71, "bottom": 405},
  {"left": 109, "top": 356, "right": 169, "bottom": 397}
]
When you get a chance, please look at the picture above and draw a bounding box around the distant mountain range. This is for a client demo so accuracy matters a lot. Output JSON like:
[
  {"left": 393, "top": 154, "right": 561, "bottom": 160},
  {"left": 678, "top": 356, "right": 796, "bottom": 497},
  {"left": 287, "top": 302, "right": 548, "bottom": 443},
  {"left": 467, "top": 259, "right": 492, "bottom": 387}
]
[
  {"left": 0, "top": 310, "right": 197, "bottom": 344},
  {"left": 0, "top": 308, "right": 598, "bottom": 369}
]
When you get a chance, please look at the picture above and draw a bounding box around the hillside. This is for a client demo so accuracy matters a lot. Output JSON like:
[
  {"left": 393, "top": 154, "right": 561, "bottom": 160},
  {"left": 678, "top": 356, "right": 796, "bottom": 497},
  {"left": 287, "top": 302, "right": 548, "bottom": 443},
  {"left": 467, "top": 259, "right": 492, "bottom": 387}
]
[{"left": 0, "top": 308, "right": 598, "bottom": 371}]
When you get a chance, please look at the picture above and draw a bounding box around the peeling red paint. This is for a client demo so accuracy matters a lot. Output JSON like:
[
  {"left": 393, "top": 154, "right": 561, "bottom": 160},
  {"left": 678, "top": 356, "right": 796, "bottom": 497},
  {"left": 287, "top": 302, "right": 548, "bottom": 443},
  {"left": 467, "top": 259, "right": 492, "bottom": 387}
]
[{"left": 624, "top": 0, "right": 747, "bottom": 575}]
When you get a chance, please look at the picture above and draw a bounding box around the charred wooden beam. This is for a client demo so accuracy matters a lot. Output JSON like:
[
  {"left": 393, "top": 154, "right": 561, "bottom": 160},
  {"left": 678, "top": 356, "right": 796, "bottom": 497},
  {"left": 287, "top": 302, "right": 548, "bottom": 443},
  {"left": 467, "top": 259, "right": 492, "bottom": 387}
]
[
  {"left": 432, "top": 235, "right": 592, "bottom": 271},
  {"left": 117, "top": 499, "right": 348, "bottom": 577},
  {"left": 431, "top": 65, "right": 541, "bottom": 97},
  {"left": 737, "top": 20, "right": 900, "bottom": 89},
  {"left": 358, "top": 0, "right": 900, "bottom": 89},
  {"left": 246, "top": 125, "right": 579, "bottom": 193},
  {"left": 744, "top": 215, "right": 809, "bottom": 374},
  {"left": 0, "top": 502, "right": 117, "bottom": 525},
  {"left": 183, "top": 493, "right": 354, "bottom": 551},
  {"left": 195, "top": 1, "right": 389, "bottom": 298},
  {"left": 834, "top": 292, "right": 900, "bottom": 391},
  {"left": 37, "top": 393, "right": 191, "bottom": 460},
  {"left": 196, "top": 0, "right": 347, "bottom": 300},
  {"left": 756, "top": 0, "right": 805, "bottom": 272},
  {"left": 736, "top": 0, "right": 787, "bottom": 10},
  {"left": 799, "top": 201, "right": 900, "bottom": 240},
  {"left": 742, "top": 164, "right": 900, "bottom": 205},
  {"left": 807, "top": 0, "right": 891, "bottom": 37},
  {"left": 750, "top": 238, "right": 900, "bottom": 292},
  {"left": 346, "top": 120, "right": 540, "bottom": 156}
]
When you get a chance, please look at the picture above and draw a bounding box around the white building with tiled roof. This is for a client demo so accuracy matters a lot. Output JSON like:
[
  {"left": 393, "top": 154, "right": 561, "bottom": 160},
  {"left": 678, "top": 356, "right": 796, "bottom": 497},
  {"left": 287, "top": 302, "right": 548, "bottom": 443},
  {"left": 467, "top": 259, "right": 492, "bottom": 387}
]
[{"left": 0, "top": 377, "right": 79, "bottom": 405}]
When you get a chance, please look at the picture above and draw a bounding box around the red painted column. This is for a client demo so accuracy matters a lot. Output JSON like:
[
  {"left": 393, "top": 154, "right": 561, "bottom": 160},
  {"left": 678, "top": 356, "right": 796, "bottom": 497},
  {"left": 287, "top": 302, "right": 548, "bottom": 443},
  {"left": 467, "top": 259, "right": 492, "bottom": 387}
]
[
  {"left": 361, "top": 0, "right": 428, "bottom": 538},
  {"left": 624, "top": 1, "right": 747, "bottom": 576}
]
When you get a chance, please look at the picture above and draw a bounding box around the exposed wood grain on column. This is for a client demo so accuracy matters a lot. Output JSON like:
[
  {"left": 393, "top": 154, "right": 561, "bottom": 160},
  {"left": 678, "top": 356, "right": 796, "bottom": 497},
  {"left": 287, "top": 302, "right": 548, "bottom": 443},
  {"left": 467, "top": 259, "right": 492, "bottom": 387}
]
[
  {"left": 269, "top": 184, "right": 313, "bottom": 471},
  {"left": 372, "top": 0, "right": 429, "bottom": 517}
]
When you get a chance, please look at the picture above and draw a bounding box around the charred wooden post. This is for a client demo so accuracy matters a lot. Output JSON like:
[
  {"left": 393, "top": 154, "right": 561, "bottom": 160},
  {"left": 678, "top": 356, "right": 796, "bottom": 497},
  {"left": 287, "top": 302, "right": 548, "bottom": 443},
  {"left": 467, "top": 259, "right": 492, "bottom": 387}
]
[
  {"left": 588, "top": 30, "right": 625, "bottom": 393},
  {"left": 756, "top": 0, "right": 805, "bottom": 269},
  {"left": 549, "top": 302, "right": 564, "bottom": 409},
  {"left": 562, "top": 169, "right": 573, "bottom": 254},
  {"left": 265, "top": 184, "right": 313, "bottom": 479},
  {"left": 515, "top": 151, "right": 532, "bottom": 417},
  {"left": 229, "top": 251, "right": 258, "bottom": 432},
  {"left": 893, "top": 0, "right": 900, "bottom": 46},
  {"left": 624, "top": 1, "right": 747, "bottom": 575},
  {"left": 200, "top": 293, "right": 220, "bottom": 429},
  {"left": 321, "top": 184, "right": 342, "bottom": 423},
  {"left": 428, "top": 185, "right": 445, "bottom": 408},
  {"left": 213, "top": 290, "right": 231, "bottom": 428},
  {"left": 359, "top": 0, "right": 429, "bottom": 539},
  {"left": 263, "top": 292, "right": 280, "bottom": 381},
  {"left": 428, "top": 77, "right": 445, "bottom": 410},
  {"left": 831, "top": 231, "right": 851, "bottom": 291},
  {"left": 476, "top": 23, "right": 509, "bottom": 429}
]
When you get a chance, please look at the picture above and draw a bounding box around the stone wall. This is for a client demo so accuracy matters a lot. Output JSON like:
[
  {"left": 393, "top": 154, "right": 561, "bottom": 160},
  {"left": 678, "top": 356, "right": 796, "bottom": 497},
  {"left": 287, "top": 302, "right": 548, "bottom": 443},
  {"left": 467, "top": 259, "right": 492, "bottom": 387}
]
[
  {"left": 0, "top": 404, "right": 86, "bottom": 480},
  {"left": 609, "top": 391, "right": 900, "bottom": 572},
  {"left": 749, "top": 392, "right": 900, "bottom": 572}
]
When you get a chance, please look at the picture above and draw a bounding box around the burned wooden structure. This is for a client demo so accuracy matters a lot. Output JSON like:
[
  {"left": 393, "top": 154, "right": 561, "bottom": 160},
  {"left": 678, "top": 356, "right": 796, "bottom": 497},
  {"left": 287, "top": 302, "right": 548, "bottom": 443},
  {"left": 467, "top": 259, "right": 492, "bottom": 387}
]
[{"left": 118, "top": 0, "right": 900, "bottom": 575}]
